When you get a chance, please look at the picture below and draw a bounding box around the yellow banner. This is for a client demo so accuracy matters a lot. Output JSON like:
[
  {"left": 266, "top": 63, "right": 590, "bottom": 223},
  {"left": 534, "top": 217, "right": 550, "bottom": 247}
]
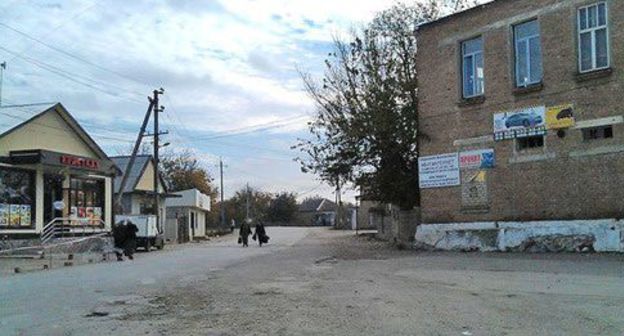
[{"left": 546, "top": 104, "right": 575, "bottom": 129}]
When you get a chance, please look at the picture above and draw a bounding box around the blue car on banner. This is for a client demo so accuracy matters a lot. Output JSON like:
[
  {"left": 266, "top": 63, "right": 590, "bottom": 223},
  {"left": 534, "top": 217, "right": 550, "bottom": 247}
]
[{"left": 504, "top": 112, "right": 543, "bottom": 128}]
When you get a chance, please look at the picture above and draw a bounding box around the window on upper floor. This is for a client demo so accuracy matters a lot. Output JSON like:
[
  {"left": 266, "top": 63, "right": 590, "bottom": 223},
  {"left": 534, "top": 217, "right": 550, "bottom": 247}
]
[
  {"left": 514, "top": 20, "right": 542, "bottom": 87},
  {"left": 462, "top": 36, "right": 484, "bottom": 98},
  {"left": 516, "top": 135, "right": 544, "bottom": 151},
  {"left": 578, "top": 2, "right": 609, "bottom": 73},
  {"left": 582, "top": 125, "right": 613, "bottom": 141}
]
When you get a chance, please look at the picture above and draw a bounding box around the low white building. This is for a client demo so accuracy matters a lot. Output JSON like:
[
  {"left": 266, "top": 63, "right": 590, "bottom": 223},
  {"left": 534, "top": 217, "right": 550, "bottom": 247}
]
[{"left": 165, "top": 189, "right": 210, "bottom": 242}]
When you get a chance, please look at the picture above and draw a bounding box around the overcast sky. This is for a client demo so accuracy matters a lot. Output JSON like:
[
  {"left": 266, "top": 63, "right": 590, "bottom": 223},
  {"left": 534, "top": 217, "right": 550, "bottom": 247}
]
[{"left": 0, "top": 0, "right": 407, "bottom": 201}]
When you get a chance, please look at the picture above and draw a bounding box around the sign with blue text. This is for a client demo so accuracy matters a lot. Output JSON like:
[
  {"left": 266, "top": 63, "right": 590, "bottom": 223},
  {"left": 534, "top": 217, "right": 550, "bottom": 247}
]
[{"left": 418, "top": 153, "right": 460, "bottom": 189}]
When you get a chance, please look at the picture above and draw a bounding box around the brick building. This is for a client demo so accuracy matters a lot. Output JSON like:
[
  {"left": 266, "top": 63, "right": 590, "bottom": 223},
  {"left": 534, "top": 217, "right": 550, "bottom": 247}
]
[{"left": 414, "top": 0, "right": 624, "bottom": 251}]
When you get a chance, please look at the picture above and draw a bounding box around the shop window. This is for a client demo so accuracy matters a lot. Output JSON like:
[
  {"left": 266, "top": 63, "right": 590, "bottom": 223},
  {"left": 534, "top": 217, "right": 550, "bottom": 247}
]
[
  {"left": 461, "top": 36, "right": 484, "bottom": 98},
  {"left": 582, "top": 125, "right": 613, "bottom": 140},
  {"left": 514, "top": 20, "right": 542, "bottom": 87},
  {"left": 517, "top": 135, "right": 544, "bottom": 151},
  {"left": 68, "top": 177, "right": 105, "bottom": 226},
  {"left": 0, "top": 168, "right": 35, "bottom": 228},
  {"left": 140, "top": 202, "right": 155, "bottom": 215},
  {"left": 578, "top": 2, "right": 609, "bottom": 73}
]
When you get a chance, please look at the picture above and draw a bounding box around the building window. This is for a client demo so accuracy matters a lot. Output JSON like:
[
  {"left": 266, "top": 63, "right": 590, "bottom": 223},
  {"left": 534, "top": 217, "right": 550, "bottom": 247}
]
[
  {"left": 68, "top": 177, "right": 105, "bottom": 226},
  {"left": 514, "top": 20, "right": 542, "bottom": 87},
  {"left": 582, "top": 125, "right": 613, "bottom": 140},
  {"left": 517, "top": 135, "right": 544, "bottom": 151},
  {"left": 578, "top": 2, "right": 609, "bottom": 73},
  {"left": 0, "top": 168, "right": 35, "bottom": 228},
  {"left": 462, "top": 37, "right": 484, "bottom": 98}
]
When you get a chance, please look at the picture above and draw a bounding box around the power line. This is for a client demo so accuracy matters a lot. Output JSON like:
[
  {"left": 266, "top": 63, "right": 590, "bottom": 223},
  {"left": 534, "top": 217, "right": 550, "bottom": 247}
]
[
  {"left": 0, "top": 45, "right": 145, "bottom": 105},
  {"left": 0, "top": 20, "right": 149, "bottom": 89}
]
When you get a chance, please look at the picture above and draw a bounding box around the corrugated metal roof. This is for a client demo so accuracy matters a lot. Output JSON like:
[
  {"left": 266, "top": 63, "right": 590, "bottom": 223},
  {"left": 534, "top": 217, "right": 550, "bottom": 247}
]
[
  {"left": 298, "top": 198, "right": 337, "bottom": 212},
  {"left": 0, "top": 103, "right": 58, "bottom": 137},
  {"left": 111, "top": 155, "right": 152, "bottom": 193}
]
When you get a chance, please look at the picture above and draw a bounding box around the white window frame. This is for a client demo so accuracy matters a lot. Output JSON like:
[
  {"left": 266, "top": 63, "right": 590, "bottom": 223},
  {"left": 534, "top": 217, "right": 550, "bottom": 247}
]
[
  {"left": 461, "top": 37, "right": 484, "bottom": 98},
  {"left": 514, "top": 20, "right": 542, "bottom": 87},
  {"left": 577, "top": 2, "right": 610, "bottom": 73}
]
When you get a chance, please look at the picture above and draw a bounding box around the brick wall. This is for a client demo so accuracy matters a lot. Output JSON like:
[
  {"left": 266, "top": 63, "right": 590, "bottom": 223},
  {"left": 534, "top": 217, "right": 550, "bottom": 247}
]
[{"left": 417, "top": 0, "right": 624, "bottom": 223}]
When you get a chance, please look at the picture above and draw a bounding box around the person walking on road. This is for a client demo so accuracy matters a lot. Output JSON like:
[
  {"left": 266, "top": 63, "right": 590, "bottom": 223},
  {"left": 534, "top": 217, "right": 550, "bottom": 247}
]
[
  {"left": 239, "top": 219, "right": 252, "bottom": 247},
  {"left": 253, "top": 221, "right": 269, "bottom": 247},
  {"left": 112, "top": 221, "right": 127, "bottom": 261},
  {"left": 124, "top": 220, "right": 139, "bottom": 260}
]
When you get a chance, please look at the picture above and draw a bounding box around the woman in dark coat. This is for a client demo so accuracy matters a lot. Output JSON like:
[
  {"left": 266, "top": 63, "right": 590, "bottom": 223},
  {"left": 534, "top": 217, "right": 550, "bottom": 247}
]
[
  {"left": 124, "top": 220, "right": 139, "bottom": 260},
  {"left": 254, "top": 222, "right": 268, "bottom": 247},
  {"left": 112, "top": 222, "right": 126, "bottom": 261},
  {"left": 239, "top": 220, "right": 252, "bottom": 247}
]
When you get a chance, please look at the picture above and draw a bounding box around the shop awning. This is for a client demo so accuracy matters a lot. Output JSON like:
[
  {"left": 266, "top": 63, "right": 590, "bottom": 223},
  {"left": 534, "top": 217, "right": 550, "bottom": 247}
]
[{"left": 0, "top": 149, "right": 121, "bottom": 176}]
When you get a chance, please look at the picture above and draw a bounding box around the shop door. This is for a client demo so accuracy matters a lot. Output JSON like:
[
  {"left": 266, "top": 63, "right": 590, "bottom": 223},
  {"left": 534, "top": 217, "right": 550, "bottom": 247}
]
[
  {"left": 43, "top": 174, "right": 64, "bottom": 224},
  {"left": 190, "top": 211, "right": 196, "bottom": 238},
  {"left": 178, "top": 215, "right": 189, "bottom": 243}
]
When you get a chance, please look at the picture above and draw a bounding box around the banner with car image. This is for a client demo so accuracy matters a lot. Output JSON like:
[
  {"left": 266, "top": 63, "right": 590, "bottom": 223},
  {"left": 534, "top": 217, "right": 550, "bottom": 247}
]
[
  {"left": 545, "top": 104, "right": 575, "bottom": 129},
  {"left": 493, "top": 106, "right": 546, "bottom": 141}
]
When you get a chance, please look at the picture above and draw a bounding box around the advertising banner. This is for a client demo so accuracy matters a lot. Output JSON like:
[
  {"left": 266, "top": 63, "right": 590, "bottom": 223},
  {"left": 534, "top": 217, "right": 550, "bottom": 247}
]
[
  {"left": 546, "top": 104, "right": 575, "bottom": 129},
  {"left": 493, "top": 106, "right": 546, "bottom": 141},
  {"left": 0, "top": 203, "right": 8, "bottom": 226},
  {"left": 459, "top": 149, "right": 495, "bottom": 169},
  {"left": 461, "top": 170, "right": 489, "bottom": 211},
  {"left": 418, "top": 153, "right": 460, "bottom": 189}
]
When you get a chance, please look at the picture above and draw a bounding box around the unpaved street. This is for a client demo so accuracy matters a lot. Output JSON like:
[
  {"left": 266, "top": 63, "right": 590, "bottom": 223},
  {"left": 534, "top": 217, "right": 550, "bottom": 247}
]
[{"left": 2, "top": 227, "right": 624, "bottom": 336}]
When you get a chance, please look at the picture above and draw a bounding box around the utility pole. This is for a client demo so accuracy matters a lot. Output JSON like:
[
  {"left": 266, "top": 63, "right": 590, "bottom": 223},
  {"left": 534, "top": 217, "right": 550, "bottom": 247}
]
[
  {"left": 115, "top": 93, "right": 156, "bottom": 211},
  {"left": 148, "top": 89, "right": 168, "bottom": 231},
  {"left": 0, "top": 61, "right": 6, "bottom": 107},
  {"left": 335, "top": 179, "right": 343, "bottom": 229},
  {"left": 219, "top": 157, "right": 225, "bottom": 228},
  {"left": 245, "top": 183, "right": 250, "bottom": 221}
]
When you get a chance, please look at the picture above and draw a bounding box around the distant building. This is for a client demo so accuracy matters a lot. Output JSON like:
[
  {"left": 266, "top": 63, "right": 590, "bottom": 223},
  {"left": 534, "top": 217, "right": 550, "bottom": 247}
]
[
  {"left": 165, "top": 189, "right": 211, "bottom": 242},
  {"left": 0, "top": 103, "right": 119, "bottom": 242},
  {"left": 111, "top": 155, "right": 167, "bottom": 226},
  {"left": 297, "top": 198, "right": 336, "bottom": 226},
  {"left": 414, "top": 0, "right": 624, "bottom": 251}
]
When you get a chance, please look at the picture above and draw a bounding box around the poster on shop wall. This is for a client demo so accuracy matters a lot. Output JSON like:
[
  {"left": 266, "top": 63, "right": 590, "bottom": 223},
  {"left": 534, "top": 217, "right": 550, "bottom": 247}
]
[
  {"left": 418, "top": 153, "right": 460, "bottom": 189},
  {"left": 459, "top": 149, "right": 495, "bottom": 169},
  {"left": 0, "top": 203, "right": 8, "bottom": 226},
  {"left": 493, "top": 106, "right": 546, "bottom": 141}
]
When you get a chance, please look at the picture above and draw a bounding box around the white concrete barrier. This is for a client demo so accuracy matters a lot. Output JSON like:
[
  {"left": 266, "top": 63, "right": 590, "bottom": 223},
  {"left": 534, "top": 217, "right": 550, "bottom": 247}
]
[{"left": 415, "top": 219, "right": 624, "bottom": 252}]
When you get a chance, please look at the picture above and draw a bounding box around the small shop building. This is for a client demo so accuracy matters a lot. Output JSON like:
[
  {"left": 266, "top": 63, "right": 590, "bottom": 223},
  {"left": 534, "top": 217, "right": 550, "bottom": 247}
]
[
  {"left": 165, "top": 188, "right": 211, "bottom": 242},
  {"left": 0, "top": 103, "right": 119, "bottom": 240}
]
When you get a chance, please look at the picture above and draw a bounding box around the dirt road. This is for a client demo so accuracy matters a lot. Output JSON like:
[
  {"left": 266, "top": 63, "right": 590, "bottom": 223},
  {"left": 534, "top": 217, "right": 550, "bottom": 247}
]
[{"left": 2, "top": 228, "right": 623, "bottom": 335}]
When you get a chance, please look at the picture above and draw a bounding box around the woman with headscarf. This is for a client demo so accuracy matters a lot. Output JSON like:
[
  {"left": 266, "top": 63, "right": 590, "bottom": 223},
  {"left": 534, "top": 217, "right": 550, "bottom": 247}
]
[
  {"left": 253, "top": 220, "right": 269, "bottom": 247},
  {"left": 239, "top": 219, "right": 252, "bottom": 247}
]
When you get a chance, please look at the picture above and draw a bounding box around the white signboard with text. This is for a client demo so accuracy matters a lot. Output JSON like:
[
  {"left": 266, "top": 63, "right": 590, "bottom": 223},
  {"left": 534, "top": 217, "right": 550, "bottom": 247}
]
[{"left": 418, "top": 153, "right": 460, "bottom": 189}]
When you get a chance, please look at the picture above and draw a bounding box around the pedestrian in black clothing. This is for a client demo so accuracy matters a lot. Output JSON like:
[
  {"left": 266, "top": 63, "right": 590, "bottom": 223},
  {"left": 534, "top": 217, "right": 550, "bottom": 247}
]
[
  {"left": 239, "top": 220, "right": 252, "bottom": 247},
  {"left": 253, "top": 221, "right": 269, "bottom": 247},
  {"left": 124, "top": 220, "right": 139, "bottom": 260},
  {"left": 112, "top": 221, "right": 127, "bottom": 261}
]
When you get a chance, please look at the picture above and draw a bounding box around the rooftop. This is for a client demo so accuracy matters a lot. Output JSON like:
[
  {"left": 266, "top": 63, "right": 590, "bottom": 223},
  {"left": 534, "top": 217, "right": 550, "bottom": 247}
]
[
  {"left": 418, "top": 0, "right": 497, "bottom": 30},
  {"left": 0, "top": 102, "right": 59, "bottom": 137},
  {"left": 111, "top": 155, "right": 153, "bottom": 193}
]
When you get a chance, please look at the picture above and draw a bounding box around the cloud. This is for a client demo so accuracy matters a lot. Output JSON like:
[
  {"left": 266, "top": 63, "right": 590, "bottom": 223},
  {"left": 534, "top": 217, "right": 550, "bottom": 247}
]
[{"left": 0, "top": 0, "right": 399, "bottom": 201}]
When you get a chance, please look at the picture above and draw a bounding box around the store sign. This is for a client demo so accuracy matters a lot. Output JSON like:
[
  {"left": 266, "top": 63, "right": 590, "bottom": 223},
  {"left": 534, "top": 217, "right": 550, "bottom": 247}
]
[
  {"left": 418, "top": 153, "right": 460, "bottom": 189},
  {"left": 546, "top": 104, "right": 575, "bottom": 129},
  {"left": 60, "top": 155, "right": 100, "bottom": 170},
  {"left": 493, "top": 106, "right": 546, "bottom": 141},
  {"left": 459, "top": 149, "right": 495, "bottom": 169}
]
